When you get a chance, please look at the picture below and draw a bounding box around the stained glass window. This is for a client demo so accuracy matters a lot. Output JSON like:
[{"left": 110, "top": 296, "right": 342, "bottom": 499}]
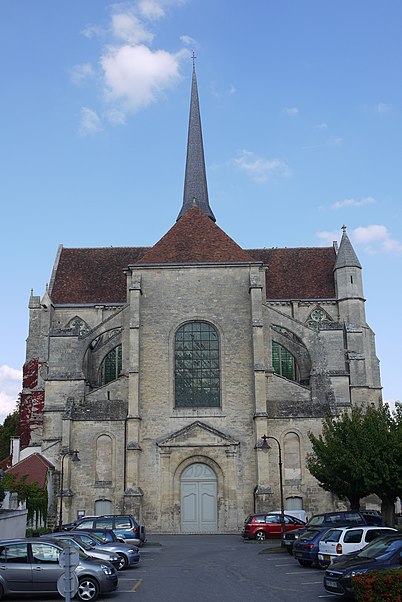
[
  {"left": 175, "top": 322, "right": 220, "bottom": 407},
  {"left": 101, "top": 345, "right": 122, "bottom": 385},
  {"left": 272, "top": 342, "right": 297, "bottom": 381}
]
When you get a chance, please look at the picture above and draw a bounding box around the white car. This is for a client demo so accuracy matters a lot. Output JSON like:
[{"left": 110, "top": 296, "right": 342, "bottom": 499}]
[{"left": 318, "top": 525, "right": 396, "bottom": 566}]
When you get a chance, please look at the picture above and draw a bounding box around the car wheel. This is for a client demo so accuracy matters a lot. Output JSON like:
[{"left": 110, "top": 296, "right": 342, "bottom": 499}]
[
  {"left": 298, "top": 559, "right": 313, "bottom": 567},
  {"left": 255, "top": 530, "right": 266, "bottom": 542},
  {"left": 76, "top": 577, "right": 100, "bottom": 601},
  {"left": 117, "top": 553, "right": 129, "bottom": 570}
]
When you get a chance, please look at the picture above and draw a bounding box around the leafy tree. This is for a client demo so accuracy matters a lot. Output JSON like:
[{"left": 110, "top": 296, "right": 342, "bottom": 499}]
[
  {"left": 0, "top": 410, "right": 19, "bottom": 460},
  {"left": 307, "top": 404, "right": 402, "bottom": 525},
  {"left": 307, "top": 407, "right": 373, "bottom": 511},
  {"left": 2, "top": 473, "right": 48, "bottom": 527}
]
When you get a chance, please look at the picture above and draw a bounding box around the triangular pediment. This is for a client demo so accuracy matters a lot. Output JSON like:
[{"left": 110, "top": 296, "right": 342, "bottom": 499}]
[{"left": 157, "top": 421, "right": 239, "bottom": 448}]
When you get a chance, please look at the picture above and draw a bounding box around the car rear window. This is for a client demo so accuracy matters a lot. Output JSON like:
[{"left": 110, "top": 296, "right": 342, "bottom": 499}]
[
  {"left": 115, "top": 517, "right": 132, "bottom": 529},
  {"left": 321, "top": 529, "right": 342, "bottom": 543}
]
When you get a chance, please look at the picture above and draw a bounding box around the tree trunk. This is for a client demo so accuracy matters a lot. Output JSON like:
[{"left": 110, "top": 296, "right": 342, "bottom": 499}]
[
  {"left": 381, "top": 497, "right": 395, "bottom": 527},
  {"left": 348, "top": 496, "right": 360, "bottom": 511}
]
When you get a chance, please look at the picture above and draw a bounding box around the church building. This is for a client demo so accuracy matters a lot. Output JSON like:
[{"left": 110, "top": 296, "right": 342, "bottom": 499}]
[{"left": 21, "top": 65, "right": 382, "bottom": 533}]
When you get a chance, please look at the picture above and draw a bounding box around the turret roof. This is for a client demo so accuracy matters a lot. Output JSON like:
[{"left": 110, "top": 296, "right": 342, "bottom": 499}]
[{"left": 334, "top": 226, "right": 362, "bottom": 269}]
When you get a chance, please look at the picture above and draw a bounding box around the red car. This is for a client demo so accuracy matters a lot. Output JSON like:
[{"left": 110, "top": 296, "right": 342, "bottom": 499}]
[{"left": 242, "top": 513, "right": 306, "bottom": 541}]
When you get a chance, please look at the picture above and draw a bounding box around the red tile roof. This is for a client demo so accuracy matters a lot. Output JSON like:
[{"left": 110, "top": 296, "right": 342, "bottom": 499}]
[
  {"left": 248, "top": 247, "right": 336, "bottom": 299},
  {"left": 49, "top": 214, "right": 337, "bottom": 304},
  {"left": 137, "top": 206, "right": 253, "bottom": 264},
  {"left": 51, "top": 247, "right": 149, "bottom": 304},
  {"left": 6, "top": 453, "right": 54, "bottom": 488}
]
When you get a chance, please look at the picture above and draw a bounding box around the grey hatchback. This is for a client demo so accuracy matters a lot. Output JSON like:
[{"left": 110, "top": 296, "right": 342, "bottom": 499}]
[
  {"left": 51, "top": 531, "right": 140, "bottom": 570},
  {"left": 0, "top": 537, "right": 118, "bottom": 601}
]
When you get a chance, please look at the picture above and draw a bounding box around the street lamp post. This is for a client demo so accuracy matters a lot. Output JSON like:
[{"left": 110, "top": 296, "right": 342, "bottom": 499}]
[
  {"left": 58, "top": 450, "right": 80, "bottom": 531},
  {"left": 261, "top": 434, "right": 285, "bottom": 546}
]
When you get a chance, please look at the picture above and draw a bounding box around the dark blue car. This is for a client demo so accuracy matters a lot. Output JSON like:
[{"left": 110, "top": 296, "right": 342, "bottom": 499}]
[{"left": 293, "top": 527, "right": 332, "bottom": 568}]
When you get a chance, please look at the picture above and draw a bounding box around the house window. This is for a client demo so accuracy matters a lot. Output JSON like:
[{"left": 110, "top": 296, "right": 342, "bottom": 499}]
[
  {"left": 175, "top": 322, "right": 220, "bottom": 407},
  {"left": 272, "top": 342, "right": 298, "bottom": 381},
  {"left": 100, "top": 345, "right": 122, "bottom": 385}
]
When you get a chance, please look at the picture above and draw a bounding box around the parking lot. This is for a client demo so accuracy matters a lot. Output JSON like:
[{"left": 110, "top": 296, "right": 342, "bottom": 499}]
[
  {"left": 2, "top": 534, "right": 340, "bottom": 601},
  {"left": 92, "top": 534, "right": 337, "bottom": 602}
]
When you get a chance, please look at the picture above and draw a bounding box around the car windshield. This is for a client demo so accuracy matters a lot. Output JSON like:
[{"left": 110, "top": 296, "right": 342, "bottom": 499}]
[
  {"left": 60, "top": 537, "right": 92, "bottom": 552},
  {"left": 308, "top": 516, "right": 324, "bottom": 526},
  {"left": 356, "top": 538, "right": 401, "bottom": 560}
]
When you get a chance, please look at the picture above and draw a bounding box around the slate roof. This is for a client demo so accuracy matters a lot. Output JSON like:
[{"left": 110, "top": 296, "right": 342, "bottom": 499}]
[
  {"left": 6, "top": 453, "right": 54, "bottom": 488},
  {"left": 49, "top": 211, "right": 337, "bottom": 304}
]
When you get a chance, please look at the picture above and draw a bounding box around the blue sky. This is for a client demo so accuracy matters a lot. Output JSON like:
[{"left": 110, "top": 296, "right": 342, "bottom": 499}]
[{"left": 1, "top": 0, "right": 401, "bottom": 423}]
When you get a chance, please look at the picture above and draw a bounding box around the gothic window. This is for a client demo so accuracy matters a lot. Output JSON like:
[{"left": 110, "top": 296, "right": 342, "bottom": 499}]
[
  {"left": 283, "top": 432, "right": 301, "bottom": 480},
  {"left": 272, "top": 342, "right": 299, "bottom": 381},
  {"left": 100, "top": 345, "right": 122, "bottom": 385},
  {"left": 175, "top": 322, "right": 220, "bottom": 408},
  {"left": 95, "top": 435, "right": 112, "bottom": 483},
  {"left": 306, "top": 306, "right": 332, "bottom": 331},
  {"left": 66, "top": 316, "right": 90, "bottom": 336}
]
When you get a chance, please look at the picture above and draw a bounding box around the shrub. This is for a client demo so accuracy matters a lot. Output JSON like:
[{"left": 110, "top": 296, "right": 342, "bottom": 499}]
[{"left": 353, "top": 569, "right": 402, "bottom": 602}]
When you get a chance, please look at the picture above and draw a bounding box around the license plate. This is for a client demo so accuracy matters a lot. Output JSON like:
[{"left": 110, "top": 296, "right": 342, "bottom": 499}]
[
  {"left": 294, "top": 552, "right": 302, "bottom": 558},
  {"left": 325, "top": 580, "right": 337, "bottom": 588}
]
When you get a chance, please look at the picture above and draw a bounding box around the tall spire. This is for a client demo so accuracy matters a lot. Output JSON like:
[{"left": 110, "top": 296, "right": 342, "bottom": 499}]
[{"left": 177, "top": 54, "right": 216, "bottom": 222}]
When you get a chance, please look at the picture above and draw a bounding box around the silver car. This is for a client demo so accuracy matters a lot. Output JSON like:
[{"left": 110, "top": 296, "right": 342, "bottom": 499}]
[
  {"left": 53, "top": 531, "right": 140, "bottom": 570},
  {"left": 43, "top": 534, "right": 121, "bottom": 571},
  {"left": 0, "top": 537, "right": 118, "bottom": 601}
]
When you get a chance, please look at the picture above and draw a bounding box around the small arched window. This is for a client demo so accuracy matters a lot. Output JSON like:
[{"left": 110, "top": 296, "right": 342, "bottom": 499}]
[
  {"left": 175, "top": 322, "right": 220, "bottom": 407},
  {"left": 100, "top": 345, "right": 122, "bottom": 385},
  {"left": 272, "top": 342, "right": 299, "bottom": 381}
]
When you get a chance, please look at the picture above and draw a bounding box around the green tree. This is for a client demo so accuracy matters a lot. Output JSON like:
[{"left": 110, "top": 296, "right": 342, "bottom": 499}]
[
  {"left": 2, "top": 473, "right": 48, "bottom": 527},
  {"left": 0, "top": 410, "right": 19, "bottom": 460},
  {"left": 307, "top": 407, "right": 373, "bottom": 511},
  {"left": 307, "top": 404, "right": 402, "bottom": 525}
]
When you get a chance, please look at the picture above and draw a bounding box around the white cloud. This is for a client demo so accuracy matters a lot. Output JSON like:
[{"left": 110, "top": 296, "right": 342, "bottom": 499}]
[
  {"left": 180, "top": 34, "right": 196, "bottom": 46},
  {"left": 332, "top": 196, "right": 375, "bottom": 210},
  {"left": 70, "top": 63, "right": 95, "bottom": 85},
  {"left": 283, "top": 107, "right": 299, "bottom": 117},
  {"left": 234, "top": 150, "right": 290, "bottom": 183},
  {"left": 101, "top": 44, "right": 184, "bottom": 113},
  {"left": 138, "top": 0, "right": 188, "bottom": 20},
  {"left": 112, "top": 11, "right": 154, "bottom": 44},
  {"left": 81, "top": 24, "right": 105, "bottom": 39},
  {"left": 0, "top": 365, "right": 22, "bottom": 425},
  {"left": 376, "top": 102, "right": 390, "bottom": 113},
  {"left": 79, "top": 107, "right": 103, "bottom": 135},
  {"left": 316, "top": 224, "right": 402, "bottom": 254}
]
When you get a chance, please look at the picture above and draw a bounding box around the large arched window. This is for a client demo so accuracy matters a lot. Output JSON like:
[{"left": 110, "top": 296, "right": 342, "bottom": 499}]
[
  {"left": 100, "top": 345, "right": 122, "bottom": 385},
  {"left": 272, "top": 342, "right": 299, "bottom": 382},
  {"left": 175, "top": 322, "right": 220, "bottom": 407}
]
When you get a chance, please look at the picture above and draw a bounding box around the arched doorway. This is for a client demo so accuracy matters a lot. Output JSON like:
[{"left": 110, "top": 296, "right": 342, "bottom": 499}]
[
  {"left": 95, "top": 499, "right": 113, "bottom": 515},
  {"left": 180, "top": 463, "right": 217, "bottom": 532}
]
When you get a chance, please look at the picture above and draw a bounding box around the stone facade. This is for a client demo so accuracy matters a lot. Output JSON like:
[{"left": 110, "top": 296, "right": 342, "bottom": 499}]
[{"left": 22, "top": 71, "right": 382, "bottom": 533}]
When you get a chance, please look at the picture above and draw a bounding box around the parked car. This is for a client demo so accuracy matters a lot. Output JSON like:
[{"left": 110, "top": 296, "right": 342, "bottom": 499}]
[
  {"left": 50, "top": 530, "right": 140, "bottom": 570},
  {"left": 283, "top": 510, "right": 383, "bottom": 554},
  {"left": 0, "top": 537, "right": 118, "bottom": 601},
  {"left": 323, "top": 533, "right": 402, "bottom": 598},
  {"left": 242, "top": 513, "right": 306, "bottom": 541},
  {"left": 70, "top": 514, "right": 146, "bottom": 545},
  {"left": 269, "top": 509, "right": 308, "bottom": 523},
  {"left": 318, "top": 525, "right": 397, "bottom": 568},
  {"left": 73, "top": 527, "right": 125, "bottom": 544},
  {"left": 292, "top": 527, "right": 333, "bottom": 568},
  {"left": 41, "top": 534, "right": 122, "bottom": 571}
]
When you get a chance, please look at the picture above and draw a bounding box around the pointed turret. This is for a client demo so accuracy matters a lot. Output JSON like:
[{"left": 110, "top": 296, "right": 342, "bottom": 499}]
[
  {"left": 334, "top": 225, "right": 361, "bottom": 270},
  {"left": 177, "top": 60, "right": 216, "bottom": 222},
  {"left": 334, "top": 226, "right": 365, "bottom": 324}
]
